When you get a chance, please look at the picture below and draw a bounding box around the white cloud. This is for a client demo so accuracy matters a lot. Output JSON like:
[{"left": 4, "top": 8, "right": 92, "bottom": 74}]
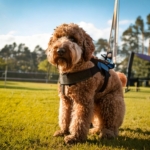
[
  {"left": 0, "top": 33, "right": 51, "bottom": 51},
  {"left": 0, "top": 20, "right": 136, "bottom": 51},
  {"left": 78, "top": 20, "right": 133, "bottom": 43},
  {"left": 0, "top": 22, "right": 112, "bottom": 51},
  {"left": 78, "top": 22, "right": 111, "bottom": 41}
]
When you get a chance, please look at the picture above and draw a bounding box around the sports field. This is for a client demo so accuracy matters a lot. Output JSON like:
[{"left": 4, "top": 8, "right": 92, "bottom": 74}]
[{"left": 0, "top": 81, "right": 150, "bottom": 150}]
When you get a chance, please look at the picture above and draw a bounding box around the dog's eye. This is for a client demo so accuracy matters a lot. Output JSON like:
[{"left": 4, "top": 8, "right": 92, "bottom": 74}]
[{"left": 68, "top": 37, "right": 77, "bottom": 43}]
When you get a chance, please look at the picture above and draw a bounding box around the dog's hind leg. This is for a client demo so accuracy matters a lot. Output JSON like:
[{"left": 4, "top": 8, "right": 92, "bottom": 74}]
[
  {"left": 53, "top": 96, "right": 72, "bottom": 137},
  {"left": 91, "top": 93, "right": 125, "bottom": 139}
]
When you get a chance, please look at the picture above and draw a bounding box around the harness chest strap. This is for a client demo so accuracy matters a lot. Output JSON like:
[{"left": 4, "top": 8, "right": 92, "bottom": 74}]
[{"left": 59, "top": 63, "right": 110, "bottom": 95}]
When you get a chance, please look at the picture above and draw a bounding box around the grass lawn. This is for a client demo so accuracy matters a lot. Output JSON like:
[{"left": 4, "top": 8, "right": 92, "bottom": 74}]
[{"left": 0, "top": 81, "right": 150, "bottom": 150}]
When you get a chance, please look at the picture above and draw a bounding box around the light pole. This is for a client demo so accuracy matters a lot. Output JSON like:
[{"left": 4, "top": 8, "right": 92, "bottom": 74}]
[{"left": 109, "top": 0, "right": 119, "bottom": 64}]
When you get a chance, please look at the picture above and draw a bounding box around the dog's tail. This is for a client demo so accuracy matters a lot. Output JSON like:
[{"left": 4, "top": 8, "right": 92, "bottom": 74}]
[{"left": 116, "top": 72, "right": 127, "bottom": 87}]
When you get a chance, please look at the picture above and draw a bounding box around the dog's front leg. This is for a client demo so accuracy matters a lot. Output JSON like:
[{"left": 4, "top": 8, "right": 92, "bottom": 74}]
[
  {"left": 53, "top": 96, "right": 72, "bottom": 137},
  {"left": 64, "top": 95, "right": 94, "bottom": 144}
]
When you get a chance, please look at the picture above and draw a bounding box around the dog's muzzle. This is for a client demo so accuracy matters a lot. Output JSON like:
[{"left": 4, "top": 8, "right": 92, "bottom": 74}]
[{"left": 57, "top": 48, "right": 66, "bottom": 56}]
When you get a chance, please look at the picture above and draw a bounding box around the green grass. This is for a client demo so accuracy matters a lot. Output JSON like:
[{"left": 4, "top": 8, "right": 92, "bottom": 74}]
[{"left": 0, "top": 81, "right": 150, "bottom": 150}]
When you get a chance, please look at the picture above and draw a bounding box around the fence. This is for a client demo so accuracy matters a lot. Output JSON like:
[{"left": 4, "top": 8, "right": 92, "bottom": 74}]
[
  {"left": 129, "top": 78, "right": 150, "bottom": 87},
  {"left": 1, "top": 71, "right": 150, "bottom": 87},
  {"left": 0, "top": 71, "right": 59, "bottom": 83}
]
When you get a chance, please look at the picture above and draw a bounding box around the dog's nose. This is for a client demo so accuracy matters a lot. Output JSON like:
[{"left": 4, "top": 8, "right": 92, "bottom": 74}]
[{"left": 57, "top": 48, "right": 65, "bottom": 56}]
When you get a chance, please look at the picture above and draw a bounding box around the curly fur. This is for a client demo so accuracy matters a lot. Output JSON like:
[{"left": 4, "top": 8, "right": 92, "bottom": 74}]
[
  {"left": 116, "top": 72, "right": 127, "bottom": 87},
  {"left": 46, "top": 23, "right": 126, "bottom": 144}
]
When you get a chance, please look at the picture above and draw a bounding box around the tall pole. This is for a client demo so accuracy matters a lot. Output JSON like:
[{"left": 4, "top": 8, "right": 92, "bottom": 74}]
[
  {"left": 126, "top": 52, "right": 135, "bottom": 91},
  {"left": 109, "top": 0, "right": 119, "bottom": 64}
]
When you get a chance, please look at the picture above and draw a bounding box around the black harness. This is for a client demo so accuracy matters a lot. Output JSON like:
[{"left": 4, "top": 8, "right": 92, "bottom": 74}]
[{"left": 59, "top": 58, "right": 111, "bottom": 95}]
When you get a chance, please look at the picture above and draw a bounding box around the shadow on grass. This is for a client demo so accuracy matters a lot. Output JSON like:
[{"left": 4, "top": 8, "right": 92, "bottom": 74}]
[
  {"left": 87, "top": 128, "right": 150, "bottom": 150},
  {"left": 87, "top": 137, "right": 150, "bottom": 150},
  {"left": 0, "top": 85, "right": 56, "bottom": 91},
  {"left": 120, "top": 128, "right": 150, "bottom": 136}
]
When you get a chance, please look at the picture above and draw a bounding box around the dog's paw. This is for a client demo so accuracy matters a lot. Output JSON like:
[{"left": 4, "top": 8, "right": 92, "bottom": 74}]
[
  {"left": 64, "top": 135, "right": 85, "bottom": 144},
  {"left": 89, "top": 128, "right": 100, "bottom": 135},
  {"left": 99, "top": 128, "right": 115, "bottom": 139},
  {"left": 53, "top": 130, "right": 69, "bottom": 137}
]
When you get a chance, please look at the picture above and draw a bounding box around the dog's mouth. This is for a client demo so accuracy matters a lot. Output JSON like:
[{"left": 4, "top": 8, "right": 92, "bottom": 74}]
[{"left": 56, "top": 57, "right": 71, "bottom": 69}]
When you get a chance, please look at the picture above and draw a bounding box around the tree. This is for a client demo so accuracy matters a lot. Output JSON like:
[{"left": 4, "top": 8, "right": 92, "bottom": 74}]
[
  {"left": 32, "top": 45, "right": 47, "bottom": 72},
  {"left": 135, "top": 16, "right": 150, "bottom": 53},
  {"left": 147, "top": 14, "right": 150, "bottom": 30},
  {"left": 94, "top": 38, "right": 109, "bottom": 56},
  {"left": 0, "top": 43, "right": 47, "bottom": 72},
  {"left": 0, "top": 43, "right": 17, "bottom": 71},
  {"left": 122, "top": 25, "right": 139, "bottom": 55},
  {"left": 132, "top": 55, "right": 150, "bottom": 78},
  {"left": 38, "top": 59, "right": 58, "bottom": 74},
  {"left": 38, "top": 59, "right": 49, "bottom": 72},
  {"left": 122, "top": 15, "right": 150, "bottom": 55},
  {"left": 0, "top": 58, "right": 6, "bottom": 70}
]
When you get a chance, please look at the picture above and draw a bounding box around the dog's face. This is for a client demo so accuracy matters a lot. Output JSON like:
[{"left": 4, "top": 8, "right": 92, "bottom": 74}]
[{"left": 46, "top": 23, "right": 95, "bottom": 71}]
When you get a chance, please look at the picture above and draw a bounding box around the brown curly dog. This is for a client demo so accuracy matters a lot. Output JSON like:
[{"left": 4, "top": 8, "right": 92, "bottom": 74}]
[{"left": 46, "top": 23, "right": 126, "bottom": 144}]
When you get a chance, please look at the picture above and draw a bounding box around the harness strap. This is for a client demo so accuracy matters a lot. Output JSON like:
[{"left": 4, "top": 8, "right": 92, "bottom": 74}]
[
  {"left": 59, "top": 58, "right": 111, "bottom": 95},
  {"left": 91, "top": 58, "right": 110, "bottom": 92},
  {"left": 59, "top": 66, "right": 100, "bottom": 95},
  {"left": 61, "top": 84, "right": 65, "bottom": 95},
  {"left": 99, "top": 69, "right": 110, "bottom": 92},
  {"left": 59, "top": 66, "right": 99, "bottom": 85}
]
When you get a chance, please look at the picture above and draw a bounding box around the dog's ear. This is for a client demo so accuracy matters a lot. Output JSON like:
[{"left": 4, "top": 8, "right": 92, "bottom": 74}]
[
  {"left": 48, "top": 35, "right": 54, "bottom": 47},
  {"left": 82, "top": 33, "right": 95, "bottom": 61}
]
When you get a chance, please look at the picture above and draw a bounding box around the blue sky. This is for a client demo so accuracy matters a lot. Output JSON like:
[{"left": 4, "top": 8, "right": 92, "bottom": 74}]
[{"left": 0, "top": 0, "right": 150, "bottom": 50}]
